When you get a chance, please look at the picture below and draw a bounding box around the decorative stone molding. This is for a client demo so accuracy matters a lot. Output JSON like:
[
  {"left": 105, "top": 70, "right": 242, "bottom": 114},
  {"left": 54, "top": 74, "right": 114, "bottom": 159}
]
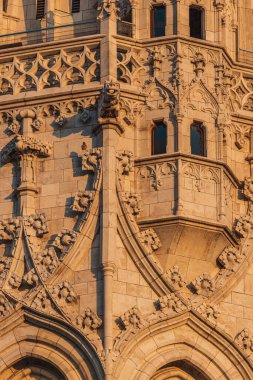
[
  {"left": 1, "top": 135, "right": 52, "bottom": 163},
  {"left": 35, "top": 248, "right": 59, "bottom": 279},
  {"left": 23, "top": 269, "right": 39, "bottom": 287},
  {"left": 76, "top": 307, "right": 102, "bottom": 332},
  {"left": 71, "top": 191, "right": 94, "bottom": 213},
  {"left": 52, "top": 281, "right": 77, "bottom": 304},
  {"left": 24, "top": 213, "right": 48, "bottom": 237},
  {"left": 235, "top": 329, "right": 253, "bottom": 355},
  {"left": 0, "top": 293, "right": 12, "bottom": 318},
  {"left": 191, "top": 273, "right": 215, "bottom": 296},
  {"left": 244, "top": 177, "right": 253, "bottom": 201},
  {"left": 234, "top": 215, "right": 253, "bottom": 238},
  {"left": 121, "top": 192, "right": 142, "bottom": 217},
  {"left": 159, "top": 293, "right": 187, "bottom": 313},
  {"left": 120, "top": 306, "right": 146, "bottom": 330},
  {"left": 117, "top": 47, "right": 146, "bottom": 86},
  {"left": 0, "top": 218, "right": 20, "bottom": 242},
  {"left": 138, "top": 228, "right": 161, "bottom": 255},
  {"left": 82, "top": 148, "right": 102, "bottom": 172},
  {"left": 8, "top": 273, "right": 21, "bottom": 289},
  {"left": 116, "top": 150, "right": 134, "bottom": 176},
  {"left": 31, "top": 289, "right": 52, "bottom": 312},
  {"left": 218, "top": 246, "right": 245, "bottom": 271},
  {"left": 166, "top": 265, "right": 186, "bottom": 289},
  {"left": 52, "top": 229, "right": 78, "bottom": 255},
  {"left": 138, "top": 162, "right": 177, "bottom": 190},
  {"left": 196, "top": 302, "right": 220, "bottom": 324}
]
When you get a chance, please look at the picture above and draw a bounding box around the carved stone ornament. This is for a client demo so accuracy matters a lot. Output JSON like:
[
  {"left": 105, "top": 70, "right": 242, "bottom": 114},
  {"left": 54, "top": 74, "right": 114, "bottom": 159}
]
[
  {"left": 76, "top": 307, "right": 102, "bottom": 332},
  {"left": 97, "top": 0, "right": 119, "bottom": 20},
  {"left": 55, "top": 114, "right": 67, "bottom": 127},
  {"left": 52, "top": 281, "right": 77, "bottom": 304},
  {"left": 148, "top": 46, "right": 165, "bottom": 77},
  {"left": 24, "top": 213, "right": 48, "bottom": 237},
  {"left": 52, "top": 229, "right": 78, "bottom": 254},
  {"left": 0, "top": 258, "right": 11, "bottom": 284},
  {"left": 35, "top": 247, "right": 59, "bottom": 278},
  {"left": 116, "top": 150, "right": 133, "bottom": 176},
  {"left": 218, "top": 246, "right": 245, "bottom": 271},
  {"left": 120, "top": 306, "right": 146, "bottom": 330},
  {"left": 23, "top": 269, "right": 39, "bottom": 287},
  {"left": 0, "top": 293, "right": 12, "bottom": 318},
  {"left": 0, "top": 218, "right": 20, "bottom": 242},
  {"left": 31, "top": 289, "right": 52, "bottom": 311},
  {"left": 138, "top": 162, "right": 177, "bottom": 190},
  {"left": 196, "top": 302, "right": 220, "bottom": 323},
  {"left": 138, "top": 228, "right": 161, "bottom": 255},
  {"left": 244, "top": 177, "right": 253, "bottom": 201},
  {"left": 1, "top": 135, "right": 52, "bottom": 163},
  {"left": 159, "top": 293, "right": 187, "bottom": 313},
  {"left": 31, "top": 117, "right": 43, "bottom": 131},
  {"left": 8, "top": 120, "right": 20, "bottom": 135},
  {"left": 121, "top": 192, "right": 142, "bottom": 217},
  {"left": 166, "top": 265, "right": 186, "bottom": 289},
  {"left": 8, "top": 273, "right": 21, "bottom": 289},
  {"left": 235, "top": 215, "right": 253, "bottom": 238},
  {"left": 235, "top": 329, "right": 253, "bottom": 355},
  {"left": 71, "top": 191, "right": 94, "bottom": 212},
  {"left": 191, "top": 52, "right": 206, "bottom": 79},
  {"left": 82, "top": 148, "right": 102, "bottom": 172},
  {"left": 191, "top": 273, "right": 215, "bottom": 296},
  {"left": 98, "top": 80, "right": 120, "bottom": 120}
]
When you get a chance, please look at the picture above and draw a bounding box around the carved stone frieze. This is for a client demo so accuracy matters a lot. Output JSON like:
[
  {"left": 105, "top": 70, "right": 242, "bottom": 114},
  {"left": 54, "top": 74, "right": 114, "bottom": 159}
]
[
  {"left": 52, "top": 229, "right": 78, "bottom": 255},
  {"left": 235, "top": 329, "right": 253, "bottom": 355},
  {"left": 166, "top": 266, "right": 186, "bottom": 289},
  {"left": 82, "top": 148, "right": 102, "bottom": 172},
  {"left": 0, "top": 218, "right": 20, "bottom": 242},
  {"left": 52, "top": 281, "right": 77, "bottom": 304},
  {"left": 24, "top": 213, "right": 48, "bottom": 237},
  {"left": 117, "top": 47, "right": 146, "bottom": 86},
  {"left": 158, "top": 293, "right": 187, "bottom": 313},
  {"left": 138, "top": 161, "right": 177, "bottom": 190},
  {"left": 71, "top": 191, "right": 94, "bottom": 213},
  {"left": 116, "top": 150, "right": 134, "bottom": 176},
  {"left": 191, "top": 273, "right": 215, "bottom": 297}
]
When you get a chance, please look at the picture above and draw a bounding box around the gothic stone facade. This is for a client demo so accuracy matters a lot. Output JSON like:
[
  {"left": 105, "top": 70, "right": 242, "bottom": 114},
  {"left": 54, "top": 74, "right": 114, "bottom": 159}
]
[{"left": 0, "top": 0, "right": 252, "bottom": 379}]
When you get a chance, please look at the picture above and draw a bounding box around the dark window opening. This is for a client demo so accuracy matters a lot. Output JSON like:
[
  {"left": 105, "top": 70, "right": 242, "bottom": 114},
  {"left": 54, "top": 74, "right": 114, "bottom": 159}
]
[
  {"left": 190, "top": 121, "right": 206, "bottom": 156},
  {"left": 3, "top": 0, "right": 8, "bottom": 12},
  {"left": 151, "top": 5, "right": 166, "bottom": 38},
  {"left": 72, "top": 0, "right": 80, "bottom": 13},
  {"left": 152, "top": 121, "right": 167, "bottom": 155},
  {"left": 189, "top": 6, "right": 205, "bottom": 39},
  {"left": 36, "top": 0, "right": 45, "bottom": 19}
]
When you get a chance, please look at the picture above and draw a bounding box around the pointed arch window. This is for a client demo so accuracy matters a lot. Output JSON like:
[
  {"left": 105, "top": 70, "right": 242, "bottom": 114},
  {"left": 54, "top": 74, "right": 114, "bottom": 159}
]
[
  {"left": 190, "top": 121, "right": 206, "bottom": 156},
  {"left": 189, "top": 5, "right": 205, "bottom": 39},
  {"left": 3, "top": 0, "right": 8, "bottom": 13},
  {"left": 36, "top": 0, "right": 45, "bottom": 19},
  {"left": 151, "top": 4, "right": 166, "bottom": 38},
  {"left": 152, "top": 121, "right": 167, "bottom": 155},
  {"left": 71, "top": 0, "right": 80, "bottom": 13}
]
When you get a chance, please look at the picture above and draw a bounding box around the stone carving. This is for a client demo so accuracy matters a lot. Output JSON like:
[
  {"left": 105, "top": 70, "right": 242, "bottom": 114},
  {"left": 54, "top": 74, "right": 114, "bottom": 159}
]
[
  {"left": 138, "top": 228, "right": 161, "bottom": 255},
  {"left": 23, "top": 269, "right": 39, "bottom": 287},
  {"left": 0, "top": 259, "right": 11, "bottom": 285},
  {"left": 71, "top": 191, "right": 94, "bottom": 213},
  {"left": 138, "top": 162, "right": 177, "bottom": 190},
  {"left": 121, "top": 192, "right": 142, "bottom": 217},
  {"left": 244, "top": 177, "right": 253, "bottom": 201},
  {"left": 120, "top": 306, "right": 146, "bottom": 330},
  {"left": 218, "top": 246, "right": 245, "bottom": 271},
  {"left": 24, "top": 213, "right": 48, "bottom": 237},
  {"left": 97, "top": 0, "right": 119, "bottom": 20},
  {"left": 234, "top": 124, "right": 250, "bottom": 149},
  {"left": 191, "top": 273, "right": 215, "bottom": 296},
  {"left": 0, "top": 293, "right": 12, "bottom": 318},
  {"left": 196, "top": 303, "right": 220, "bottom": 323},
  {"left": 116, "top": 150, "right": 134, "bottom": 176},
  {"left": 55, "top": 114, "right": 67, "bottom": 127},
  {"left": 191, "top": 52, "right": 206, "bottom": 79},
  {"left": 117, "top": 47, "right": 146, "bottom": 86},
  {"left": 0, "top": 45, "right": 100, "bottom": 97},
  {"left": 235, "top": 215, "right": 253, "bottom": 238},
  {"left": 166, "top": 265, "right": 186, "bottom": 289},
  {"left": 52, "top": 229, "right": 78, "bottom": 255},
  {"left": 76, "top": 307, "right": 102, "bottom": 332},
  {"left": 82, "top": 148, "right": 102, "bottom": 172},
  {"left": 31, "top": 289, "right": 52, "bottom": 312},
  {"left": 159, "top": 293, "right": 187, "bottom": 313},
  {"left": 8, "top": 120, "right": 20, "bottom": 135},
  {"left": 0, "top": 218, "right": 20, "bottom": 242},
  {"left": 235, "top": 329, "right": 253, "bottom": 355},
  {"left": 52, "top": 281, "right": 77, "bottom": 304},
  {"left": 31, "top": 117, "right": 43, "bottom": 132},
  {"left": 149, "top": 46, "right": 165, "bottom": 77},
  {"left": 35, "top": 248, "right": 59, "bottom": 278},
  {"left": 98, "top": 80, "right": 120, "bottom": 120},
  {"left": 1, "top": 135, "right": 52, "bottom": 163},
  {"left": 8, "top": 273, "right": 21, "bottom": 289},
  {"left": 182, "top": 161, "right": 220, "bottom": 192}
]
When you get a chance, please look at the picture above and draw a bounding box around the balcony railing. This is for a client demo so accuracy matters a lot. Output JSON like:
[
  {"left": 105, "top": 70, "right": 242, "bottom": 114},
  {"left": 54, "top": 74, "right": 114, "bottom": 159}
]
[{"left": 0, "top": 20, "right": 100, "bottom": 50}]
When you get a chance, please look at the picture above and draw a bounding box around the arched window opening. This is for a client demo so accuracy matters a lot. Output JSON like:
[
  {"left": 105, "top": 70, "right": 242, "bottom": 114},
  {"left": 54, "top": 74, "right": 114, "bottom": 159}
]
[
  {"left": 36, "top": 0, "right": 45, "bottom": 19},
  {"left": 189, "top": 5, "right": 205, "bottom": 39},
  {"left": 190, "top": 121, "right": 206, "bottom": 156},
  {"left": 72, "top": 0, "right": 80, "bottom": 13},
  {"left": 3, "top": 0, "right": 8, "bottom": 12},
  {"left": 152, "top": 121, "right": 167, "bottom": 155},
  {"left": 117, "top": 0, "right": 133, "bottom": 37},
  {"left": 151, "top": 5, "right": 166, "bottom": 38}
]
